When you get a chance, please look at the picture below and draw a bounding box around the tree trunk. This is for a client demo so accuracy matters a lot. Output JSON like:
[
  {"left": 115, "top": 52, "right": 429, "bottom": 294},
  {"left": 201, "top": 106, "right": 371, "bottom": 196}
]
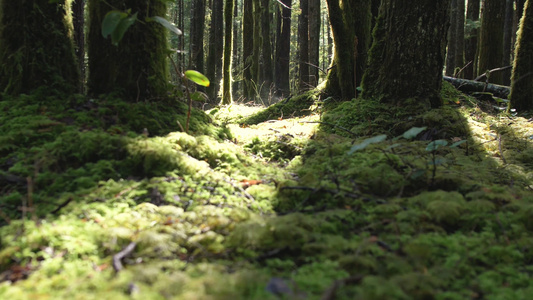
[
  {"left": 72, "top": 0, "right": 85, "bottom": 93},
  {"left": 298, "top": 0, "right": 310, "bottom": 91},
  {"left": 464, "top": 0, "right": 480, "bottom": 79},
  {"left": 274, "top": 0, "right": 292, "bottom": 97},
  {"left": 88, "top": 0, "right": 168, "bottom": 101},
  {"left": 510, "top": 0, "right": 533, "bottom": 111},
  {"left": 478, "top": 0, "right": 506, "bottom": 84},
  {"left": 260, "top": 0, "right": 274, "bottom": 97},
  {"left": 243, "top": 0, "right": 254, "bottom": 99},
  {"left": 232, "top": 0, "right": 241, "bottom": 99},
  {"left": 0, "top": 0, "right": 80, "bottom": 95},
  {"left": 251, "top": 0, "right": 261, "bottom": 98},
  {"left": 455, "top": 0, "right": 465, "bottom": 76},
  {"left": 444, "top": 75, "right": 510, "bottom": 98},
  {"left": 308, "top": 0, "right": 321, "bottom": 87},
  {"left": 446, "top": 0, "right": 458, "bottom": 76},
  {"left": 361, "top": 0, "right": 451, "bottom": 109},
  {"left": 189, "top": 0, "right": 206, "bottom": 74},
  {"left": 222, "top": 0, "right": 234, "bottom": 104},
  {"left": 206, "top": 0, "right": 224, "bottom": 102},
  {"left": 324, "top": 0, "right": 372, "bottom": 100},
  {"left": 502, "top": 0, "right": 514, "bottom": 85}
]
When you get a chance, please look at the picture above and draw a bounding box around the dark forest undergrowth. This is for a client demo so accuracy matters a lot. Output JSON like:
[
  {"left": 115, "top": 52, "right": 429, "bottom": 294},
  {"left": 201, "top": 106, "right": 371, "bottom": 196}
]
[{"left": 1, "top": 83, "right": 533, "bottom": 299}]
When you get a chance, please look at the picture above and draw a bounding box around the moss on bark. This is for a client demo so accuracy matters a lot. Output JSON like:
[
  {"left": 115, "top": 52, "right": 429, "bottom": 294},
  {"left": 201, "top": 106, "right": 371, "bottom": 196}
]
[
  {"left": 511, "top": 0, "right": 533, "bottom": 111},
  {"left": 361, "top": 0, "right": 450, "bottom": 109},
  {"left": 87, "top": 0, "right": 169, "bottom": 101},
  {"left": 0, "top": 0, "right": 79, "bottom": 95}
]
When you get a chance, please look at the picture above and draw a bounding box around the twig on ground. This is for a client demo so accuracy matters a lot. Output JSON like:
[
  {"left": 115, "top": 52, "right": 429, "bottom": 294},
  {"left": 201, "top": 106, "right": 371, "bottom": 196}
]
[{"left": 113, "top": 242, "right": 137, "bottom": 272}]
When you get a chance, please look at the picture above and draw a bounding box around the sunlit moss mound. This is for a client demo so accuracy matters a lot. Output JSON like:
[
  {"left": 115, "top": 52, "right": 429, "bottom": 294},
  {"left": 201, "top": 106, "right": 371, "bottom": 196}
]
[{"left": 241, "top": 90, "right": 318, "bottom": 125}]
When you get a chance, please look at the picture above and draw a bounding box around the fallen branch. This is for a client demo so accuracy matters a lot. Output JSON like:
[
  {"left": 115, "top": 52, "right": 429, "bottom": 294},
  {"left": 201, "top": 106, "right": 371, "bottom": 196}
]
[
  {"left": 443, "top": 76, "right": 510, "bottom": 99},
  {"left": 113, "top": 242, "right": 137, "bottom": 272}
]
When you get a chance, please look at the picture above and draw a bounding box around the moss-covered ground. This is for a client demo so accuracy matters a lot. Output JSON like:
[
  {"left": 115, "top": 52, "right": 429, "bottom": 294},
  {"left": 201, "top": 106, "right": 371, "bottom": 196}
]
[{"left": 1, "top": 84, "right": 533, "bottom": 299}]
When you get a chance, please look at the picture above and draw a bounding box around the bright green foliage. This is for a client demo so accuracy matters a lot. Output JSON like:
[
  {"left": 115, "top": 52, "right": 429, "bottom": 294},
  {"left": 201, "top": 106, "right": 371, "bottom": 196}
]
[{"left": 185, "top": 70, "right": 210, "bottom": 87}]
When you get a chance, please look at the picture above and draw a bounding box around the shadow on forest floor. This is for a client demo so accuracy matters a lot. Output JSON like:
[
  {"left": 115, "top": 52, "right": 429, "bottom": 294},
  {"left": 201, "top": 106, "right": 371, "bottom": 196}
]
[{"left": 0, "top": 84, "right": 533, "bottom": 299}]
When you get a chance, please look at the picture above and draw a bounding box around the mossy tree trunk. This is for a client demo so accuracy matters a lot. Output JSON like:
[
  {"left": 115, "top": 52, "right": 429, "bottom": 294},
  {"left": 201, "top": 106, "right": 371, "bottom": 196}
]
[
  {"left": 251, "top": 0, "right": 261, "bottom": 98},
  {"left": 510, "top": 0, "right": 533, "bottom": 111},
  {"left": 308, "top": 0, "right": 321, "bottom": 88},
  {"left": 0, "top": 0, "right": 80, "bottom": 95},
  {"left": 72, "top": 0, "right": 86, "bottom": 93},
  {"left": 478, "top": 0, "right": 506, "bottom": 84},
  {"left": 464, "top": 0, "right": 480, "bottom": 79},
  {"left": 260, "top": 0, "right": 274, "bottom": 96},
  {"left": 206, "top": 0, "right": 224, "bottom": 102},
  {"left": 243, "top": 0, "right": 255, "bottom": 100},
  {"left": 221, "top": 0, "right": 234, "bottom": 105},
  {"left": 87, "top": 0, "right": 169, "bottom": 101},
  {"left": 298, "top": 0, "right": 310, "bottom": 91},
  {"left": 274, "top": 0, "right": 292, "bottom": 97},
  {"left": 446, "top": 0, "right": 458, "bottom": 76},
  {"left": 361, "top": 0, "right": 450, "bottom": 109},
  {"left": 324, "top": 0, "right": 372, "bottom": 100}
]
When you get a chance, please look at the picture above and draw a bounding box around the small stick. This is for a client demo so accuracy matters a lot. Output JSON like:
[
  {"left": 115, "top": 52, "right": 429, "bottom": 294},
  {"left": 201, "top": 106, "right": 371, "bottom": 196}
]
[{"left": 113, "top": 242, "right": 137, "bottom": 272}]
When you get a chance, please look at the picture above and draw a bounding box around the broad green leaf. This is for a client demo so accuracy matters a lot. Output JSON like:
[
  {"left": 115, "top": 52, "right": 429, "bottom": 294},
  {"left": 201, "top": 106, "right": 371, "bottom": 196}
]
[
  {"left": 150, "top": 16, "right": 182, "bottom": 36},
  {"left": 348, "top": 134, "right": 387, "bottom": 155},
  {"left": 402, "top": 126, "right": 427, "bottom": 139},
  {"left": 450, "top": 140, "right": 467, "bottom": 148},
  {"left": 111, "top": 13, "right": 137, "bottom": 46},
  {"left": 426, "top": 140, "right": 448, "bottom": 152},
  {"left": 185, "top": 70, "right": 210, "bottom": 87},
  {"left": 102, "top": 11, "right": 126, "bottom": 39}
]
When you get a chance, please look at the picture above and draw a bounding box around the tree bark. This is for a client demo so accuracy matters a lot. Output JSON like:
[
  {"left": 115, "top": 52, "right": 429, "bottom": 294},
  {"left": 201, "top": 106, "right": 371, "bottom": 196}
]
[
  {"left": 298, "top": 0, "right": 310, "bottom": 91},
  {"left": 478, "top": 0, "right": 506, "bottom": 84},
  {"left": 275, "top": 0, "right": 292, "bottom": 97},
  {"left": 464, "top": 0, "right": 480, "bottom": 79},
  {"left": 189, "top": 0, "right": 206, "bottom": 74},
  {"left": 361, "top": 0, "right": 451, "bottom": 109},
  {"left": 308, "top": 0, "right": 321, "bottom": 88},
  {"left": 455, "top": 0, "right": 465, "bottom": 76},
  {"left": 206, "top": 0, "right": 224, "bottom": 102},
  {"left": 324, "top": 0, "right": 372, "bottom": 100},
  {"left": 446, "top": 0, "right": 458, "bottom": 76},
  {"left": 243, "top": 0, "right": 255, "bottom": 99},
  {"left": 260, "top": 0, "right": 274, "bottom": 97},
  {"left": 72, "top": 0, "right": 85, "bottom": 93},
  {"left": 87, "top": 0, "right": 168, "bottom": 101},
  {"left": 0, "top": 0, "right": 80, "bottom": 95},
  {"left": 502, "top": 0, "right": 514, "bottom": 85},
  {"left": 222, "top": 0, "right": 234, "bottom": 104},
  {"left": 510, "top": 0, "right": 533, "bottom": 111},
  {"left": 444, "top": 76, "right": 510, "bottom": 98}
]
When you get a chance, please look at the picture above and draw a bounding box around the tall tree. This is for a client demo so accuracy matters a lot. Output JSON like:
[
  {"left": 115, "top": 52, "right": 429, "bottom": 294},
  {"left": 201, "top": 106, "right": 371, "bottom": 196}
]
[
  {"left": 308, "top": 0, "right": 321, "bottom": 87},
  {"left": 206, "top": 0, "right": 224, "bottom": 102},
  {"left": 464, "top": 0, "right": 480, "bottom": 79},
  {"left": 88, "top": 0, "right": 168, "bottom": 101},
  {"left": 189, "top": 0, "right": 206, "bottom": 73},
  {"left": 222, "top": 0, "right": 234, "bottom": 104},
  {"left": 260, "top": 0, "right": 274, "bottom": 96},
  {"left": 446, "top": 0, "right": 458, "bottom": 76},
  {"left": 455, "top": 0, "right": 465, "bottom": 76},
  {"left": 503, "top": 0, "right": 514, "bottom": 85},
  {"left": 362, "top": 0, "right": 451, "bottom": 108},
  {"left": 232, "top": 0, "right": 242, "bottom": 99},
  {"left": 251, "top": 0, "right": 261, "bottom": 98},
  {"left": 324, "top": 0, "right": 372, "bottom": 100},
  {"left": 0, "top": 0, "right": 80, "bottom": 95},
  {"left": 275, "top": 0, "right": 292, "bottom": 97},
  {"left": 298, "top": 0, "right": 310, "bottom": 91},
  {"left": 243, "top": 0, "right": 255, "bottom": 99},
  {"left": 478, "top": 0, "right": 506, "bottom": 84},
  {"left": 510, "top": 0, "right": 533, "bottom": 111},
  {"left": 72, "top": 0, "right": 86, "bottom": 93}
]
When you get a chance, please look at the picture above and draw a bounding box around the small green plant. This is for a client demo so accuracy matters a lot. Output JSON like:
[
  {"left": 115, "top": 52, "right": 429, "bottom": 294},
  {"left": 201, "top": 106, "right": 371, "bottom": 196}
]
[{"left": 101, "top": 10, "right": 210, "bottom": 133}]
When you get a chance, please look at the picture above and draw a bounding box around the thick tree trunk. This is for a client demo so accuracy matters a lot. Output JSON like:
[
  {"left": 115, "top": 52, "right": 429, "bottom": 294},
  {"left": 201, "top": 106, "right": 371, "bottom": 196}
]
[
  {"left": 88, "top": 0, "right": 168, "bottom": 101},
  {"left": 0, "top": 0, "right": 80, "bottom": 95},
  {"left": 361, "top": 0, "right": 451, "bottom": 109},
  {"left": 455, "top": 0, "right": 465, "bottom": 76},
  {"left": 502, "top": 0, "right": 514, "bottom": 85},
  {"left": 243, "top": 0, "right": 254, "bottom": 99},
  {"left": 222, "top": 0, "right": 234, "bottom": 104},
  {"left": 324, "top": 0, "right": 372, "bottom": 100},
  {"left": 308, "top": 0, "right": 321, "bottom": 88},
  {"left": 72, "top": 0, "right": 85, "bottom": 93},
  {"left": 274, "top": 0, "right": 292, "bottom": 97},
  {"left": 260, "top": 0, "right": 274, "bottom": 97},
  {"left": 478, "top": 0, "right": 506, "bottom": 84},
  {"left": 298, "top": 0, "right": 310, "bottom": 91},
  {"left": 189, "top": 0, "right": 206, "bottom": 74},
  {"left": 206, "top": 0, "right": 224, "bottom": 102},
  {"left": 464, "top": 0, "right": 480, "bottom": 79},
  {"left": 510, "top": 0, "right": 533, "bottom": 111},
  {"left": 446, "top": 0, "right": 458, "bottom": 76}
]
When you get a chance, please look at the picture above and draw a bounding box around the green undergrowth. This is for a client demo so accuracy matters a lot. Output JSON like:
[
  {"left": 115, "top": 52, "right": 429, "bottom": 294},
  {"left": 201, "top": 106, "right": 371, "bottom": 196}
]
[{"left": 1, "top": 85, "right": 533, "bottom": 299}]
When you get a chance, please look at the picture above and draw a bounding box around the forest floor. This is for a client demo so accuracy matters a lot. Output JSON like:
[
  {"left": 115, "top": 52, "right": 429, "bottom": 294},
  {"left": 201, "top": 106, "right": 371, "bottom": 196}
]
[{"left": 1, "top": 83, "right": 533, "bottom": 299}]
